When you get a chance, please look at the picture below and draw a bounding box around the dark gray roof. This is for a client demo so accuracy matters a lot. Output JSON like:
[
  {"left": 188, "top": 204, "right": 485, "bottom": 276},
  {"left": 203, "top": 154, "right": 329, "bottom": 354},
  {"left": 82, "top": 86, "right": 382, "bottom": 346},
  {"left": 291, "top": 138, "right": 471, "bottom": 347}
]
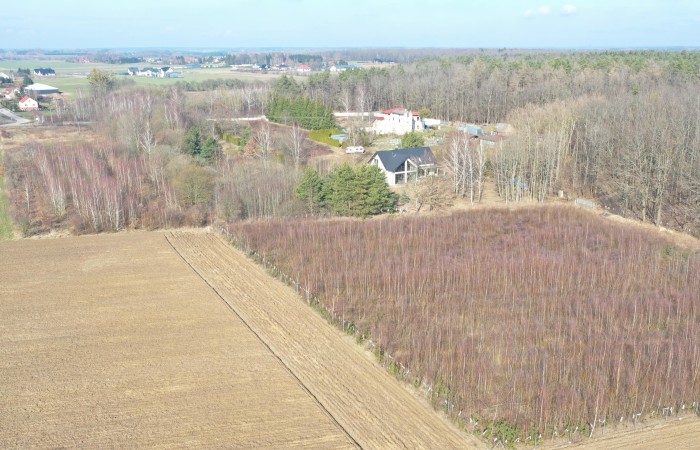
[{"left": 370, "top": 147, "right": 436, "bottom": 172}]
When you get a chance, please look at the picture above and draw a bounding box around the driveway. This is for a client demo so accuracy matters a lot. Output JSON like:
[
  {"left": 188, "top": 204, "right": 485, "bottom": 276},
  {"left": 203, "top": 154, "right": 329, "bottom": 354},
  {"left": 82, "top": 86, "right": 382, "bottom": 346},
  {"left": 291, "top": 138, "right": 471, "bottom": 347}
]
[{"left": 0, "top": 108, "right": 31, "bottom": 127}]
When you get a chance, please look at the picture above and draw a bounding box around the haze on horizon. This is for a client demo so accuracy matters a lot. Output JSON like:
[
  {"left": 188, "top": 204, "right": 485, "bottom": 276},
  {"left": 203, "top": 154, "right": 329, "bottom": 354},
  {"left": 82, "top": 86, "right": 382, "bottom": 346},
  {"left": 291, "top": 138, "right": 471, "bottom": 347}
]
[{"left": 3, "top": 0, "right": 700, "bottom": 50}]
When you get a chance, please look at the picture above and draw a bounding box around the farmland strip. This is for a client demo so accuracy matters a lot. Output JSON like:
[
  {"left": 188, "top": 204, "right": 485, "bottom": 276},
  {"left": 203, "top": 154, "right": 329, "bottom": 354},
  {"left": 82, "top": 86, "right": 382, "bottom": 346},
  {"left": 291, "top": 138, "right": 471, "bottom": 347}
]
[
  {"left": 167, "top": 231, "right": 481, "bottom": 449},
  {"left": 164, "top": 232, "right": 362, "bottom": 449}
]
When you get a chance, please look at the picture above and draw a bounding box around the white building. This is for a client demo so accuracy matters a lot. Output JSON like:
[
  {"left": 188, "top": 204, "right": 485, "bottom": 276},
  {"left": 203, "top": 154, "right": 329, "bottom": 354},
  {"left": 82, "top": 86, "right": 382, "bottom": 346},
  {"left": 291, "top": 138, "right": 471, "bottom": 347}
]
[
  {"left": 24, "top": 83, "right": 60, "bottom": 95},
  {"left": 372, "top": 107, "right": 425, "bottom": 135},
  {"left": 18, "top": 96, "right": 39, "bottom": 111}
]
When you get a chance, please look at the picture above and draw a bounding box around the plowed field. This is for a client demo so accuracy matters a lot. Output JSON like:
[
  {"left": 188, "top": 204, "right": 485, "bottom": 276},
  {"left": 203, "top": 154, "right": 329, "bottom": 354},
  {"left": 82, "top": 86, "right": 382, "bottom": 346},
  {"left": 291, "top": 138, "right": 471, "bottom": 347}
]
[{"left": 0, "top": 231, "right": 479, "bottom": 449}]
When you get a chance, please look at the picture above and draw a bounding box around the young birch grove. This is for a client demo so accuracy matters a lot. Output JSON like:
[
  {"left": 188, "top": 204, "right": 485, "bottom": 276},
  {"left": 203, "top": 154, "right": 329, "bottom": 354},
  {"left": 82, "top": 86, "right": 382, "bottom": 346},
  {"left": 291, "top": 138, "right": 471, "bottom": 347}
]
[{"left": 229, "top": 207, "right": 700, "bottom": 439}]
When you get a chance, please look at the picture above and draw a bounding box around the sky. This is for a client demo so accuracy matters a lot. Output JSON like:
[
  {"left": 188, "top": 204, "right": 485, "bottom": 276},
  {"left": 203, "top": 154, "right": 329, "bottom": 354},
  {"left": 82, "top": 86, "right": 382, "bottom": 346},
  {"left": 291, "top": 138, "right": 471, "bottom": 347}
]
[{"left": 3, "top": 0, "right": 700, "bottom": 50}]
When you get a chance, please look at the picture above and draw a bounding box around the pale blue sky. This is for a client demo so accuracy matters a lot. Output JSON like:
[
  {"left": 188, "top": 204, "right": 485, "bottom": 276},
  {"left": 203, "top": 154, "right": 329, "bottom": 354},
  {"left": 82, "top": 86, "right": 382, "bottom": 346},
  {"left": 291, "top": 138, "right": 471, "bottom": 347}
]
[{"left": 3, "top": 0, "right": 700, "bottom": 49}]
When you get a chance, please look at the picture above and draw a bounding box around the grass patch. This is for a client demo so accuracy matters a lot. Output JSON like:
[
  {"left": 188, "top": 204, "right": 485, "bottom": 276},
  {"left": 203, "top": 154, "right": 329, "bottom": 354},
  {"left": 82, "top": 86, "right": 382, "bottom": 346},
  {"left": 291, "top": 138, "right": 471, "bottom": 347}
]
[{"left": 308, "top": 128, "right": 344, "bottom": 147}]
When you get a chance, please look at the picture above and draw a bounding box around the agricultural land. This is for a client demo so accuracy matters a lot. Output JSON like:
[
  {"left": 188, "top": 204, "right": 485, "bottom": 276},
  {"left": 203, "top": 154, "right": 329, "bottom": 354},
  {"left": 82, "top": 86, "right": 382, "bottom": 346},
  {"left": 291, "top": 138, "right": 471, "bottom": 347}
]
[{"left": 0, "top": 231, "right": 478, "bottom": 449}]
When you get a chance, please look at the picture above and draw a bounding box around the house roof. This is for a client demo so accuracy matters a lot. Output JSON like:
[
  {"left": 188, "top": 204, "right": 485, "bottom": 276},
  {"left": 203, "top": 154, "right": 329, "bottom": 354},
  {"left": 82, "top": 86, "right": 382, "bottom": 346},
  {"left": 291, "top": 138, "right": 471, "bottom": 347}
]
[
  {"left": 370, "top": 147, "right": 436, "bottom": 172},
  {"left": 382, "top": 107, "right": 420, "bottom": 116},
  {"left": 19, "top": 95, "right": 33, "bottom": 103},
  {"left": 24, "top": 83, "right": 59, "bottom": 91}
]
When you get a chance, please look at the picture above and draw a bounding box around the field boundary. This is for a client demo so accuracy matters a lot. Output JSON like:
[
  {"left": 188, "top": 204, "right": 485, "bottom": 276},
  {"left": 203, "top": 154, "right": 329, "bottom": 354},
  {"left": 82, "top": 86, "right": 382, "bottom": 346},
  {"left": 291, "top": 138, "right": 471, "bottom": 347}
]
[
  {"left": 0, "top": 137, "right": 14, "bottom": 240},
  {"left": 163, "top": 232, "right": 362, "bottom": 449}
]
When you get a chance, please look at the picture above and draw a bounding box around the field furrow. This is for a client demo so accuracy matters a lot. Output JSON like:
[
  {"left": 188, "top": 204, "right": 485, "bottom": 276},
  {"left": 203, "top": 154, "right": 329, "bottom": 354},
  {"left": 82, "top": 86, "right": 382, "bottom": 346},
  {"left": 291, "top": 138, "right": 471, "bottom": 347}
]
[
  {"left": 166, "top": 231, "right": 481, "bottom": 449},
  {"left": 0, "top": 232, "right": 355, "bottom": 449}
]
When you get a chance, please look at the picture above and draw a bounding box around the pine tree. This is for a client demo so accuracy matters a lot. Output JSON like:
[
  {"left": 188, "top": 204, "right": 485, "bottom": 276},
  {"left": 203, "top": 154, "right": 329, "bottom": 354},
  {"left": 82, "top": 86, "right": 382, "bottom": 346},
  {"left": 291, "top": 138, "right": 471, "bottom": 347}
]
[
  {"left": 183, "top": 127, "right": 202, "bottom": 156},
  {"left": 200, "top": 137, "right": 222, "bottom": 164},
  {"left": 296, "top": 168, "right": 325, "bottom": 213}
]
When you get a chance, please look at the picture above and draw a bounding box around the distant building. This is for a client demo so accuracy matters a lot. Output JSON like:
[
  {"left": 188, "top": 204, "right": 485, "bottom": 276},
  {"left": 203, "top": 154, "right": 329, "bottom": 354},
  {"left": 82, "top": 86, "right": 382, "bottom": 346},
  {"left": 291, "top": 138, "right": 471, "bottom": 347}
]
[
  {"left": 0, "top": 71, "right": 14, "bottom": 81},
  {"left": 158, "top": 67, "right": 173, "bottom": 78},
  {"left": 33, "top": 68, "right": 56, "bottom": 77},
  {"left": 24, "top": 83, "right": 60, "bottom": 95},
  {"left": 329, "top": 64, "right": 358, "bottom": 72},
  {"left": 297, "top": 64, "right": 312, "bottom": 73},
  {"left": 372, "top": 108, "right": 425, "bottom": 136},
  {"left": 368, "top": 147, "right": 438, "bottom": 185},
  {"left": 18, "top": 95, "right": 39, "bottom": 111},
  {"left": 3, "top": 87, "right": 19, "bottom": 99}
]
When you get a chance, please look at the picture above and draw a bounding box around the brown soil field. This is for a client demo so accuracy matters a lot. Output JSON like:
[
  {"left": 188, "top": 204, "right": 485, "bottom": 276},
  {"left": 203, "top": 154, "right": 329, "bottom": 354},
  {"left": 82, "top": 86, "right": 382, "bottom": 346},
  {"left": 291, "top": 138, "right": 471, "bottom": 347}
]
[
  {"left": 545, "top": 417, "right": 700, "bottom": 449},
  {"left": 0, "top": 230, "right": 480, "bottom": 449}
]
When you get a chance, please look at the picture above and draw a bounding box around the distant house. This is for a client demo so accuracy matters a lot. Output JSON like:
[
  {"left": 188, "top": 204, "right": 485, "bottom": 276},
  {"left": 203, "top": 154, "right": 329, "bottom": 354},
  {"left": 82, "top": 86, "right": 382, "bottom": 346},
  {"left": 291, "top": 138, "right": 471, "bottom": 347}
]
[
  {"left": 24, "top": 83, "right": 60, "bottom": 95},
  {"left": 33, "top": 68, "right": 56, "bottom": 77},
  {"left": 3, "top": 87, "right": 19, "bottom": 99},
  {"left": 368, "top": 147, "right": 438, "bottom": 185},
  {"left": 127, "top": 67, "right": 139, "bottom": 76},
  {"left": 158, "top": 67, "right": 173, "bottom": 78},
  {"left": 297, "top": 64, "right": 312, "bottom": 73},
  {"left": 18, "top": 95, "right": 38, "bottom": 111},
  {"left": 372, "top": 107, "right": 425, "bottom": 136},
  {"left": 329, "top": 64, "right": 358, "bottom": 73},
  {"left": 0, "top": 71, "right": 14, "bottom": 81}
]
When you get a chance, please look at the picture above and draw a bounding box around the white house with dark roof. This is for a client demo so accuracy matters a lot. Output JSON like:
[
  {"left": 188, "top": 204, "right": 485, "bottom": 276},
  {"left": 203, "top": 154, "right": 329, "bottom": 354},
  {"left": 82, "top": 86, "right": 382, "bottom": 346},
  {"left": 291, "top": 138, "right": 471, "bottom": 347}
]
[
  {"left": 372, "top": 107, "right": 425, "bottom": 136},
  {"left": 368, "top": 147, "right": 438, "bottom": 185},
  {"left": 33, "top": 68, "right": 55, "bottom": 77}
]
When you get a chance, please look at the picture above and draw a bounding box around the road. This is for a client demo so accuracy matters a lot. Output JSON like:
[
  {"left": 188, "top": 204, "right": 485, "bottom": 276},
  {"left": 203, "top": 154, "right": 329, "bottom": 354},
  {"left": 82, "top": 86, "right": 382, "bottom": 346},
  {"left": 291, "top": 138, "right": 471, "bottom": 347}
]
[{"left": 0, "top": 108, "right": 31, "bottom": 127}]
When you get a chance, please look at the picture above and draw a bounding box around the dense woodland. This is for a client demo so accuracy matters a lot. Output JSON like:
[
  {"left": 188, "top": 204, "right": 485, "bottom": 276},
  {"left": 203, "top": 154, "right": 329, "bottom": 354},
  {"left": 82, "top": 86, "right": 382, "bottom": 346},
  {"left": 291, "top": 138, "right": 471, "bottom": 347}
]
[{"left": 228, "top": 208, "right": 700, "bottom": 441}]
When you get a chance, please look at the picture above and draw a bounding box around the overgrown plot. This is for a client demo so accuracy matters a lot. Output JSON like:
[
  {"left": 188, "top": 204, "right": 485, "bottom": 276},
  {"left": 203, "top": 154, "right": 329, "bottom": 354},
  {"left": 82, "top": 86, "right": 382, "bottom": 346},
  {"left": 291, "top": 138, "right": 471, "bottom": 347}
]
[{"left": 229, "top": 207, "right": 700, "bottom": 440}]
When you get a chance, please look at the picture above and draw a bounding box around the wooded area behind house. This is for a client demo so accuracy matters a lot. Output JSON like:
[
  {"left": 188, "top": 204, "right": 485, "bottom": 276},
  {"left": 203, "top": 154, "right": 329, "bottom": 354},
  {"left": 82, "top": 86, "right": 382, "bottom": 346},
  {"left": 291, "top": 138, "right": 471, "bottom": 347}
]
[{"left": 3, "top": 50, "right": 697, "bottom": 236}]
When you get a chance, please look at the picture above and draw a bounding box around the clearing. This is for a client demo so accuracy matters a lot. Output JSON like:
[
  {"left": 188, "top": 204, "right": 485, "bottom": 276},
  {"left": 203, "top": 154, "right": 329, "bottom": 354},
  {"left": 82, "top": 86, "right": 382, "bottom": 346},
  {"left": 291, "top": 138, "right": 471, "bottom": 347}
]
[{"left": 0, "top": 230, "right": 478, "bottom": 449}]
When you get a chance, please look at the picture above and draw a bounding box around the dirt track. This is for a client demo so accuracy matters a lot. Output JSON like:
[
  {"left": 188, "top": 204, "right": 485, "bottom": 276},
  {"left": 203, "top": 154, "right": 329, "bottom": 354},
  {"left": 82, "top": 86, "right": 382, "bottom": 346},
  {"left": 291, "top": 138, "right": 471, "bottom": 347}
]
[{"left": 0, "top": 231, "right": 480, "bottom": 448}]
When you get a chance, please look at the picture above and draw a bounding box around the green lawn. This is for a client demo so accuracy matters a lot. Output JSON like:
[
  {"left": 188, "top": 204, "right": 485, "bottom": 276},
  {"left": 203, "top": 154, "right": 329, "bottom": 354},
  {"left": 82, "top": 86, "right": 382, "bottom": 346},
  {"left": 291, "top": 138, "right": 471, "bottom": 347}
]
[{"left": 0, "top": 143, "right": 13, "bottom": 240}]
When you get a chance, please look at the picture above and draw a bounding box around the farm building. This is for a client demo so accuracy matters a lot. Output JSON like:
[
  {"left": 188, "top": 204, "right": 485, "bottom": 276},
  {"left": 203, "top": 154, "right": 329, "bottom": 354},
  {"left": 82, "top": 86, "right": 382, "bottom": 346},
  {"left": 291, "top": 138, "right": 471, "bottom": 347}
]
[
  {"left": 368, "top": 147, "right": 438, "bottom": 185},
  {"left": 24, "top": 83, "right": 60, "bottom": 95},
  {"left": 18, "top": 96, "right": 38, "bottom": 111},
  {"left": 372, "top": 107, "right": 425, "bottom": 136}
]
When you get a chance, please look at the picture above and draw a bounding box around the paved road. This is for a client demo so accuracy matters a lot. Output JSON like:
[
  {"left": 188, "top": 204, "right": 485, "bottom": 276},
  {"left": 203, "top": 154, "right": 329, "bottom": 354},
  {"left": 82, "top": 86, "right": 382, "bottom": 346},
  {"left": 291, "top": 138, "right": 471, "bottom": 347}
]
[{"left": 0, "top": 108, "right": 31, "bottom": 127}]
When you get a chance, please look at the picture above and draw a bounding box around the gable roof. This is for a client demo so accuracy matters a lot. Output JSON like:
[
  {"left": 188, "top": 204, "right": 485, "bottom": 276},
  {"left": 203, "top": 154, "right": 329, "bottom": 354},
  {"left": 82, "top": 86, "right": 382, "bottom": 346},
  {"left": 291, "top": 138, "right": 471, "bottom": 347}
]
[
  {"left": 33, "top": 68, "right": 55, "bottom": 75},
  {"left": 370, "top": 147, "right": 436, "bottom": 172},
  {"left": 19, "top": 95, "right": 35, "bottom": 103},
  {"left": 382, "top": 107, "right": 419, "bottom": 116}
]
